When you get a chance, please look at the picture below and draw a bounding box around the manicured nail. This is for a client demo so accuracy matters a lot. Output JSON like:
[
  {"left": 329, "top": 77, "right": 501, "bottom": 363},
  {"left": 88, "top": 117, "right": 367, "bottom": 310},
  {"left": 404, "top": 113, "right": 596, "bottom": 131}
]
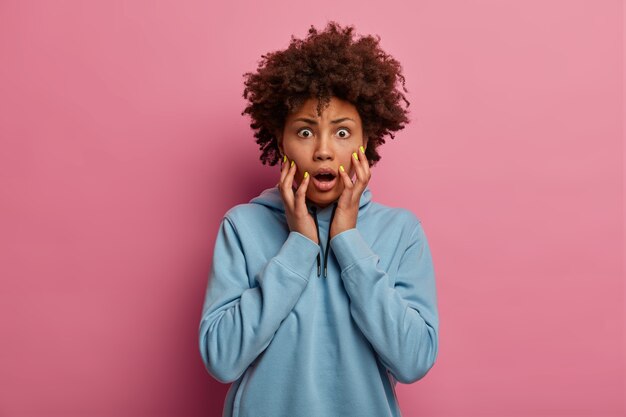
[
  {"left": 359, "top": 146, "right": 365, "bottom": 154},
  {"left": 352, "top": 152, "right": 358, "bottom": 161},
  {"left": 304, "top": 171, "right": 309, "bottom": 179},
  {"left": 291, "top": 160, "right": 295, "bottom": 167},
  {"left": 283, "top": 155, "right": 287, "bottom": 163},
  {"left": 339, "top": 165, "right": 344, "bottom": 172}
]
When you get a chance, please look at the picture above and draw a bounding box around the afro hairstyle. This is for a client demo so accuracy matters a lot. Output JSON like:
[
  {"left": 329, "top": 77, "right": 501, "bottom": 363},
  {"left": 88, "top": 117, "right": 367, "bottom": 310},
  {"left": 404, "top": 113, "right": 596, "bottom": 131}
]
[{"left": 241, "top": 21, "right": 411, "bottom": 167}]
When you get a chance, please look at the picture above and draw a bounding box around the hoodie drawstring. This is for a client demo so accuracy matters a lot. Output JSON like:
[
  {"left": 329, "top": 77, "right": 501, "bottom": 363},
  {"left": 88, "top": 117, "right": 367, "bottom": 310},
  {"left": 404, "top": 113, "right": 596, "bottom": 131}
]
[
  {"left": 309, "top": 202, "right": 339, "bottom": 278},
  {"left": 310, "top": 206, "right": 322, "bottom": 277}
]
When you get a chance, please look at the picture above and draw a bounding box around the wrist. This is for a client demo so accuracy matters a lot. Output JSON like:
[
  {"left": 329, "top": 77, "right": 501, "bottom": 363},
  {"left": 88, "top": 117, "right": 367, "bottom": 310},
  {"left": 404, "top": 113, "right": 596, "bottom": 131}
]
[{"left": 331, "top": 225, "right": 356, "bottom": 239}]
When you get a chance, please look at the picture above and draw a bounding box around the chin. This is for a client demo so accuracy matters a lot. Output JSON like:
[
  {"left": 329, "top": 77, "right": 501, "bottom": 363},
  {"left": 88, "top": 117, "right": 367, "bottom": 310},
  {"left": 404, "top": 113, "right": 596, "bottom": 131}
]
[{"left": 306, "top": 189, "right": 340, "bottom": 208}]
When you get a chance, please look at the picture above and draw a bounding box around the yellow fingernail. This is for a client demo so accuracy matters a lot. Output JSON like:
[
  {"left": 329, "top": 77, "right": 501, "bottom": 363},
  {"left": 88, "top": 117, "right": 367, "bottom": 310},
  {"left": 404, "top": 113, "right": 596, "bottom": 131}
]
[
  {"left": 353, "top": 152, "right": 358, "bottom": 161},
  {"left": 304, "top": 171, "right": 309, "bottom": 179},
  {"left": 359, "top": 146, "right": 365, "bottom": 154},
  {"left": 339, "top": 165, "right": 344, "bottom": 172},
  {"left": 291, "top": 160, "right": 294, "bottom": 167},
  {"left": 283, "top": 155, "right": 287, "bottom": 163}
]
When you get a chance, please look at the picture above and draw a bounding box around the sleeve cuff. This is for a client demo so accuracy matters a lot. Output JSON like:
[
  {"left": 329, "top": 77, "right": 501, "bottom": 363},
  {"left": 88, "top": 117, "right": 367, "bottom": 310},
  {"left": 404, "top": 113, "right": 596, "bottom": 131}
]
[
  {"left": 329, "top": 228, "right": 376, "bottom": 271},
  {"left": 273, "top": 231, "right": 321, "bottom": 281}
]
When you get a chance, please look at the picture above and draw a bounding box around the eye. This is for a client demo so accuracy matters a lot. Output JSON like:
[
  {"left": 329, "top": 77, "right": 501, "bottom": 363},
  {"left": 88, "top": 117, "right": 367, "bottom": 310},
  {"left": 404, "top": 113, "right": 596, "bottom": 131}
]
[
  {"left": 337, "top": 128, "right": 351, "bottom": 139},
  {"left": 297, "top": 128, "right": 313, "bottom": 138}
]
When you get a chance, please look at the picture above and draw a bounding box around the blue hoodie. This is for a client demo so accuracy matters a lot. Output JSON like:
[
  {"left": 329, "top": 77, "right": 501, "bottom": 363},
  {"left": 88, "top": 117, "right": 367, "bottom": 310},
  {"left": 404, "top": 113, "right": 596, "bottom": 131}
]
[{"left": 199, "top": 185, "right": 439, "bottom": 417}]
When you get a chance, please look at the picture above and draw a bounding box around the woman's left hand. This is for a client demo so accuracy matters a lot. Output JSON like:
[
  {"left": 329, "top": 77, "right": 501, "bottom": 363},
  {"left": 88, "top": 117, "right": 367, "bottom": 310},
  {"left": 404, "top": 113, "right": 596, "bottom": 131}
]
[{"left": 329, "top": 145, "right": 371, "bottom": 239}]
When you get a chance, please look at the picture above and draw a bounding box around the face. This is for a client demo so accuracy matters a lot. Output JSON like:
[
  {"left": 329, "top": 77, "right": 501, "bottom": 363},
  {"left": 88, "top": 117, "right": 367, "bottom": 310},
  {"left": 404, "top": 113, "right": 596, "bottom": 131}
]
[{"left": 279, "top": 96, "right": 367, "bottom": 208}]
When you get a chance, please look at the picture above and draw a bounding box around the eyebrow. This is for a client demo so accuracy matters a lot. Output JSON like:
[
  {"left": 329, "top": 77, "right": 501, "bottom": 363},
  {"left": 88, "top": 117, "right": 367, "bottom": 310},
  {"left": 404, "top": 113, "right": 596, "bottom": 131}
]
[{"left": 292, "top": 117, "right": 355, "bottom": 125}]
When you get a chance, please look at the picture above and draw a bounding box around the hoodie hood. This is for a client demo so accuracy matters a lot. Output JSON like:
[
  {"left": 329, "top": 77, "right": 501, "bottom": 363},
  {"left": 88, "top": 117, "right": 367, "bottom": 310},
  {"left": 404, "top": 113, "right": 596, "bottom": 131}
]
[{"left": 249, "top": 185, "right": 373, "bottom": 278}]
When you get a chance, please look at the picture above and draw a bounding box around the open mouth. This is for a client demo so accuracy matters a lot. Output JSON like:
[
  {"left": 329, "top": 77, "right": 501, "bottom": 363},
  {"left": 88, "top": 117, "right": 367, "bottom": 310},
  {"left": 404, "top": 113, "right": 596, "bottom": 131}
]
[
  {"left": 314, "top": 173, "right": 336, "bottom": 182},
  {"left": 312, "top": 172, "right": 337, "bottom": 191}
]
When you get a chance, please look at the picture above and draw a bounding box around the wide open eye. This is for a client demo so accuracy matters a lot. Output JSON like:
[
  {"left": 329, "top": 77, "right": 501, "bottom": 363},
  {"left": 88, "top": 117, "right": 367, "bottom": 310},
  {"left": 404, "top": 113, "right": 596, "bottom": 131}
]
[
  {"left": 297, "top": 128, "right": 313, "bottom": 138},
  {"left": 337, "top": 128, "right": 351, "bottom": 139}
]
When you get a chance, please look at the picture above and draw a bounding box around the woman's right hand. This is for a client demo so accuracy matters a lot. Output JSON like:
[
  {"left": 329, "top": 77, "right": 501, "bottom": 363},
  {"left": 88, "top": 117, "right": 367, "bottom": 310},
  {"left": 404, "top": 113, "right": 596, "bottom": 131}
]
[{"left": 277, "top": 157, "right": 319, "bottom": 245}]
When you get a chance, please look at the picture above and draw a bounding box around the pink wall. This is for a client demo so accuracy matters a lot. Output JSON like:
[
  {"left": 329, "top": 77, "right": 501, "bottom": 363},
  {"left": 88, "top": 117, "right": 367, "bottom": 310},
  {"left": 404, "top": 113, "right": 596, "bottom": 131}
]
[{"left": 0, "top": 1, "right": 623, "bottom": 416}]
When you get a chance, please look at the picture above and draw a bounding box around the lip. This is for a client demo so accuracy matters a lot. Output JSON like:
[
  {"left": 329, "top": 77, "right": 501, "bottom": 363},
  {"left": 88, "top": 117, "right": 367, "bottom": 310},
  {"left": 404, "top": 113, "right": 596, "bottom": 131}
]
[
  {"left": 311, "top": 174, "right": 337, "bottom": 192},
  {"left": 313, "top": 167, "right": 337, "bottom": 176}
]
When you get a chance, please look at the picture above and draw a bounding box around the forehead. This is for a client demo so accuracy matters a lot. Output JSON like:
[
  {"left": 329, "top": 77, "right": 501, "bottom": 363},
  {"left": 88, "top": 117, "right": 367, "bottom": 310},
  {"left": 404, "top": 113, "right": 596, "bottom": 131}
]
[{"left": 289, "top": 97, "right": 360, "bottom": 120}]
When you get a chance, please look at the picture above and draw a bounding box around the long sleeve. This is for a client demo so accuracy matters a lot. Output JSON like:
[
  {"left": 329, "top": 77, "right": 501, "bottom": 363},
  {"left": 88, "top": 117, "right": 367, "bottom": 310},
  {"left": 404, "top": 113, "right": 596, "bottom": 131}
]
[
  {"left": 329, "top": 221, "right": 439, "bottom": 384},
  {"left": 198, "top": 217, "right": 320, "bottom": 383}
]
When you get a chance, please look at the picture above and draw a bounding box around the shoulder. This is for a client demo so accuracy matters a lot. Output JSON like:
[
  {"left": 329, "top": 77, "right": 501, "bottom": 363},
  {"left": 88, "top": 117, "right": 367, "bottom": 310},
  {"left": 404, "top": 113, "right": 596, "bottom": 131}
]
[
  {"left": 224, "top": 202, "right": 259, "bottom": 221},
  {"left": 360, "top": 200, "right": 425, "bottom": 246},
  {"left": 366, "top": 200, "right": 423, "bottom": 231},
  {"left": 222, "top": 202, "right": 282, "bottom": 231}
]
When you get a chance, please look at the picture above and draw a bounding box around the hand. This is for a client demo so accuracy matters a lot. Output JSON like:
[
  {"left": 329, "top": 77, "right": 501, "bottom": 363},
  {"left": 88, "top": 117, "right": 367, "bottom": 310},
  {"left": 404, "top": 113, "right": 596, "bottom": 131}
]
[
  {"left": 277, "top": 157, "right": 319, "bottom": 244},
  {"left": 330, "top": 146, "right": 371, "bottom": 239}
]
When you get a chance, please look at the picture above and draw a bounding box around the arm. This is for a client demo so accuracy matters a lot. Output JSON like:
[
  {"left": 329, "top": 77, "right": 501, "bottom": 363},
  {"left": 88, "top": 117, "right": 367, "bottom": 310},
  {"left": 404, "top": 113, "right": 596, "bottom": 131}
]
[
  {"left": 198, "top": 216, "right": 320, "bottom": 383},
  {"left": 330, "top": 220, "right": 439, "bottom": 384}
]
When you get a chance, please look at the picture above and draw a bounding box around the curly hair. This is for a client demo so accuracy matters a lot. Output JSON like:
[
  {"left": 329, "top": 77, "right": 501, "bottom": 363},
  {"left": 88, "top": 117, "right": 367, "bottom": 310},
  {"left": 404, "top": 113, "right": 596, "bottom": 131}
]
[{"left": 241, "top": 21, "right": 411, "bottom": 167}]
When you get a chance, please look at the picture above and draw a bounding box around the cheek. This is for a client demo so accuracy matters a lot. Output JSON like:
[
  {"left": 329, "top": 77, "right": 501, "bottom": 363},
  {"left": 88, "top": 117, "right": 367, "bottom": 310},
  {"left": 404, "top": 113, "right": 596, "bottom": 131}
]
[{"left": 284, "top": 142, "right": 311, "bottom": 160}]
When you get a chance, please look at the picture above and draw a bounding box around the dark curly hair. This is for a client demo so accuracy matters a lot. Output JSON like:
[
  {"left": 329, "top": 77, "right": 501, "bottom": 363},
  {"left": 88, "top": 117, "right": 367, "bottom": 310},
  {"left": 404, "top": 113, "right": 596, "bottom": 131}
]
[{"left": 241, "top": 21, "right": 411, "bottom": 167}]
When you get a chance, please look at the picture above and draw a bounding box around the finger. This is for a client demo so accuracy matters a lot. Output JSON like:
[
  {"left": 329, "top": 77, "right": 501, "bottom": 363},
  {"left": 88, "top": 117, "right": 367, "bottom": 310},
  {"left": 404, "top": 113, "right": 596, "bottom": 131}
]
[
  {"left": 358, "top": 145, "right": 371, "bottom": 185},
  {"left": 351, "top": 150, "right": 365, "bottom": 186},
  {"left": 279, "top": 155, "right": 289, "bottom": 183},
  {"left": 294, "top": 170, "right": 310, "bottom": 214},
  {"left": 338, "top": 164, "right": 353, "bottom": 190},
  {"left": 282, "top": 160, "right": 297, "bottom": 208}
]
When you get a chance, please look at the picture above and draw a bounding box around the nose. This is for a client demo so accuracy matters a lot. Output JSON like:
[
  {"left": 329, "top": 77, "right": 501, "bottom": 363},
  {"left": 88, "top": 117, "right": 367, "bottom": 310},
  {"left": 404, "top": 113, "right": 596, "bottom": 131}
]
[{"left": 313, "top": 133, "right": 334, "bottom": 161}]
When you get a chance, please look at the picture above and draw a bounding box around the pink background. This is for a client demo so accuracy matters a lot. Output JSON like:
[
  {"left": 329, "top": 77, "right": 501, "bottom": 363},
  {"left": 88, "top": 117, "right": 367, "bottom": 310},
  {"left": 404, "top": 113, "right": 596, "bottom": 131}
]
[{"left": 0, "top": 0, "right": 624, "bottom": 416}]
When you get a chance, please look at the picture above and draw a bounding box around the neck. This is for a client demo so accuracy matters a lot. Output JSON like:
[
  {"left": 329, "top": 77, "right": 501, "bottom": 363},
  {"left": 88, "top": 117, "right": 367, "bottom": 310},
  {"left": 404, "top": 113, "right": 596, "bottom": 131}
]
[{"left": 306, "top": 198, "right": 337, "bottom": 210}]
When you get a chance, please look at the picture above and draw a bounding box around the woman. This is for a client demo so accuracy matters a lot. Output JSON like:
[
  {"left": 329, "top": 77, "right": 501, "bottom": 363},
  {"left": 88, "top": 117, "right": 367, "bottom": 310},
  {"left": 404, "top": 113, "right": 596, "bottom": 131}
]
[{"left": 199, "top": 21, "right": 439, "bottom": 417}]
